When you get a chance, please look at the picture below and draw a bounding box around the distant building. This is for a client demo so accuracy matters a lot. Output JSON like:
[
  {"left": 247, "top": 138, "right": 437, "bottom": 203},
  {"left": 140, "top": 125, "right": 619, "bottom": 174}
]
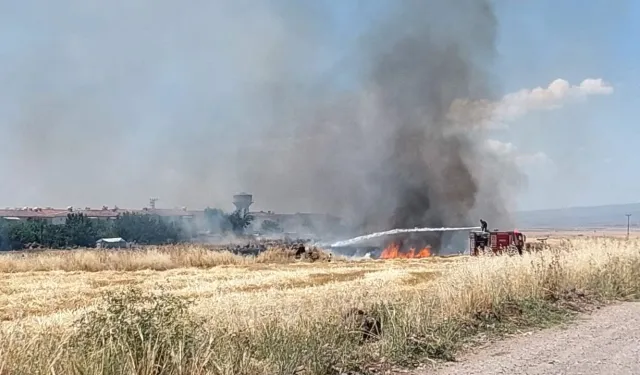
[
  {"left": 0, "top": 206, "right": 204, "bottom": 226},
  {"left": 79, "top": 206, "right": 121, "bottom": 221},
  {"left": 0, "top": 208, "right": 69, "bottom": 225},
  {"left": 141, "top": 208, "right": 200, "bottom": 225}
]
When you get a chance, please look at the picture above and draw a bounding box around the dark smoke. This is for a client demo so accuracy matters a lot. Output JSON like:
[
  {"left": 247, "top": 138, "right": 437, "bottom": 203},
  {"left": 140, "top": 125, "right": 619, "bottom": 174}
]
[
  {"left": 366, "top": 1, "right": 498, "bottom": 232},
  {"left": 242, "top": 0, "right": 515, "bottom": 238}
]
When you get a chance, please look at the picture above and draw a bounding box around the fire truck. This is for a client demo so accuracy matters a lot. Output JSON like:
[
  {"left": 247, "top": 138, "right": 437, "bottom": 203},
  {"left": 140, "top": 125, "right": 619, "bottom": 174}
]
[{"left": 469, "top": 229, "right": 527, "bottom": 256}]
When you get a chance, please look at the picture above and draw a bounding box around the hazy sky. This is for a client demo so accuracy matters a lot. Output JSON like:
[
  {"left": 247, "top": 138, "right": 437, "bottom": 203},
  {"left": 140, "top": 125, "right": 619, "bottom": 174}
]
[{"left": 0, "top": 0, "right": 637, "bottom": 212}]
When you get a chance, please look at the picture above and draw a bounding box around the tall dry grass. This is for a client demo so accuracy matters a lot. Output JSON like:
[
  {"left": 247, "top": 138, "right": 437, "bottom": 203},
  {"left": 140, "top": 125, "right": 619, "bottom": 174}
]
[
  {"left": 0, "top": 245, "right": 323, "bottom": 273},
  {"left": 1, "top": 237, "right": 639, "bottom": 375}
]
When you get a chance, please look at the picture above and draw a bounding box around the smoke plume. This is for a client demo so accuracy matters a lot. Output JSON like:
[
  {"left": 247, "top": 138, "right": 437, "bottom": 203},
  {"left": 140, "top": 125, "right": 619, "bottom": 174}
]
[
  {"left": 242, "top": 0, "right": 515, "bottom": 234},
  {"left": 0, "top": 0, "right": 518, "bottom": 235}
]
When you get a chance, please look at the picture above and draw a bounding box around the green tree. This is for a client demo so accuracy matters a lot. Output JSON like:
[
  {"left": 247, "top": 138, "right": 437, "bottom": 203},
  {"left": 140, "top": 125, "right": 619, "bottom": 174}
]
[
  {"left": 227, "top": 210, "right": 254, "bottom": 235},
  {"left": 114, "top": 213, "right": 183, "bottom": 245},
  {"left": 93, "top": 218, "right": 117, "bottom": 239},
  {"left": 41, "top": 221, "right": 67, "bottom": 248},
  {"left": 64, "top": 213, "right": 98, "bottom": 247},
  {"left": 9, "top": 219, "right": 43, "bottom": 248},
  {"left": 1, "top": 211, "right": 193, "bottom": 250},
  {"left": 0, "top": 219, "right": 10, "bottom": 250}
]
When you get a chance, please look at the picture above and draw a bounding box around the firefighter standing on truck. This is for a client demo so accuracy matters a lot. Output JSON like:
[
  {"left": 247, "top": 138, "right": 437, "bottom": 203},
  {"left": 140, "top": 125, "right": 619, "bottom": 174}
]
[{"left": 480, "top": 219, "right": 488, "bottom": 233}]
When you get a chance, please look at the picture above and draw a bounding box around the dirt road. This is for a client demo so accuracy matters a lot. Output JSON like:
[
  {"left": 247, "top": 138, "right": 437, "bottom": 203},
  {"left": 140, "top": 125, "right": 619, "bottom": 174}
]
[{"left": 430, "top": 302, "right": 640, "bottom": 375}]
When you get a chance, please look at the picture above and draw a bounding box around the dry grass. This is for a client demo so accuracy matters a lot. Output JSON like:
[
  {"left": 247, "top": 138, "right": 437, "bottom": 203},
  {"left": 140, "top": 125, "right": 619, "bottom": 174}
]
[
  {"left": 0, "top": 245, "right": 322, "bottom": 273},
  {"left": 1, "top": 236, "right": 639, "bottom": 375}
]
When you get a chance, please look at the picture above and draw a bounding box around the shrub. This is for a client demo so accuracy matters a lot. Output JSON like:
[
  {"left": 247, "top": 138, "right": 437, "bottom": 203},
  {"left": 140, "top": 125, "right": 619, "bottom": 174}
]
[{"left": 68, "top": 287, "right": 205, "bottom": 375}]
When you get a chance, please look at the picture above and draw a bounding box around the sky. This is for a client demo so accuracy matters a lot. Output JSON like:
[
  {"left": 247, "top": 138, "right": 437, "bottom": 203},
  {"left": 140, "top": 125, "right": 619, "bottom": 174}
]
[
  {"left": 0, "top": 0, "right": 638, "bottom": 213},
  {"left": 489, "top": 0, "right": 640, "bottom": 210}
]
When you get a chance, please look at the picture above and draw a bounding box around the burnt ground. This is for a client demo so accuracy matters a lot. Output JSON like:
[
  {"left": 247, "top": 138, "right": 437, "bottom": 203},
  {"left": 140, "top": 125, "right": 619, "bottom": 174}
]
[{"left": 416, "top": 302, "right": 640, "bottom": 375}]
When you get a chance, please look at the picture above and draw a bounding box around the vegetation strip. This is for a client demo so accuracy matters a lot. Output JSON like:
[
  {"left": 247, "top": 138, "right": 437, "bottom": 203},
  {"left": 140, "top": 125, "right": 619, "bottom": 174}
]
[
  {"left": 0, "top": 208, "right": 256, "bottom": 250},
  {"left": 0, "top": 237, "right": 638, "bottom": 375}
]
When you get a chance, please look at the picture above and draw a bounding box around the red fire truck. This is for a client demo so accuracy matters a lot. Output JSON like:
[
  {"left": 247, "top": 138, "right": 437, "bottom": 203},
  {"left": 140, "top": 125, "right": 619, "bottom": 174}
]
[{"left": 469, "top": 229, "right": 527, "bottom": 256}]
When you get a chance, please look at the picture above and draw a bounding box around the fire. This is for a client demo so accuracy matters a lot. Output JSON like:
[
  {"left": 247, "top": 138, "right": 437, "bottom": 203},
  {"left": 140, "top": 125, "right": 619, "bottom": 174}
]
[{"left": 380, "top": 242, "right": 431, "bottom": 259}]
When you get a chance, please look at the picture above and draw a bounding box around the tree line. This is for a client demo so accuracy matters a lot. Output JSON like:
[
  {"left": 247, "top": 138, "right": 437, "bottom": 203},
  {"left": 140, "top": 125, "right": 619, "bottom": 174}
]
[{"left": 0, "top": 208, "right": 262, "bottom": 251}]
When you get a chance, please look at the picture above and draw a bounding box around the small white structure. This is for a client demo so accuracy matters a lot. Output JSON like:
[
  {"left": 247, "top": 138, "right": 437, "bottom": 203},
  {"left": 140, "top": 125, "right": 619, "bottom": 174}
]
[{"left": 96, "top": 237, "right": 127, "bottom": 249}]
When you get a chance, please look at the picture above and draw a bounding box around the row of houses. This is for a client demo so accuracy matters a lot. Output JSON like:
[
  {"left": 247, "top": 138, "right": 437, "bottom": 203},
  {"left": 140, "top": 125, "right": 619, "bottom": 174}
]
[{"left": 0, "top": 206, "right": 199, "bottom": 226}]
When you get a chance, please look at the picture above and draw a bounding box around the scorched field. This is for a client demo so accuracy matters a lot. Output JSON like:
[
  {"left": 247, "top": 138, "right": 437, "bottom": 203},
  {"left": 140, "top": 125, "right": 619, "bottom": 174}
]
[{"left": 2, "top": 237, "right": 640, "bottom": 375}]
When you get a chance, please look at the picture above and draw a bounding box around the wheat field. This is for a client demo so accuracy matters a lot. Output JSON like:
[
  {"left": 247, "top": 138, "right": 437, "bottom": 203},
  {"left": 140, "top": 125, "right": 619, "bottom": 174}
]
[{"left": 1, "top": 237, "right": 639, "bottom": 375}]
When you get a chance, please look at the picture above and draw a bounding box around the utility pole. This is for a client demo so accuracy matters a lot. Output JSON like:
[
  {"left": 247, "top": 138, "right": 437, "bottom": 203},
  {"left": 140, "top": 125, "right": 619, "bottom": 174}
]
[{"left": 626, "top": 214, "right": 632, "bottom": 240}]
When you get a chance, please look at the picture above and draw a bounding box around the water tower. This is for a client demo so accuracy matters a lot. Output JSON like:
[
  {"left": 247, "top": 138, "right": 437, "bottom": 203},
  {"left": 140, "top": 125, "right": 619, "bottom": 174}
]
[{"left": 233, "top": 192, "right": 253, "bottom": 213}]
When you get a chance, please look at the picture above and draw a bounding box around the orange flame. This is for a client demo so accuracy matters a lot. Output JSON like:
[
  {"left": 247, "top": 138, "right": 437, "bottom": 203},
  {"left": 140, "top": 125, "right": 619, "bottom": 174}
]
[{"left": 380, "top": 242, "right": 431, "bottom": 259}]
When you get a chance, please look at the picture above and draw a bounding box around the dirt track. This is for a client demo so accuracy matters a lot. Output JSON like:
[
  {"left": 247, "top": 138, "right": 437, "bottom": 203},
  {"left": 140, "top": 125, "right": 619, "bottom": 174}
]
[{"left": 429, "top": 302, "right": 640, "bottom": 375}]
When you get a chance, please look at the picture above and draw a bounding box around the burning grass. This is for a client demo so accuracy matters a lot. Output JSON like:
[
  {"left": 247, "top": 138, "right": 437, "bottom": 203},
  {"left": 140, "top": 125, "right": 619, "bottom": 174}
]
[
  {"left": 380, "top": 241, "right": 432, "bottom": 259},
  {"left": 1, "top": 237, "right": 640, "bottom": 374}
]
